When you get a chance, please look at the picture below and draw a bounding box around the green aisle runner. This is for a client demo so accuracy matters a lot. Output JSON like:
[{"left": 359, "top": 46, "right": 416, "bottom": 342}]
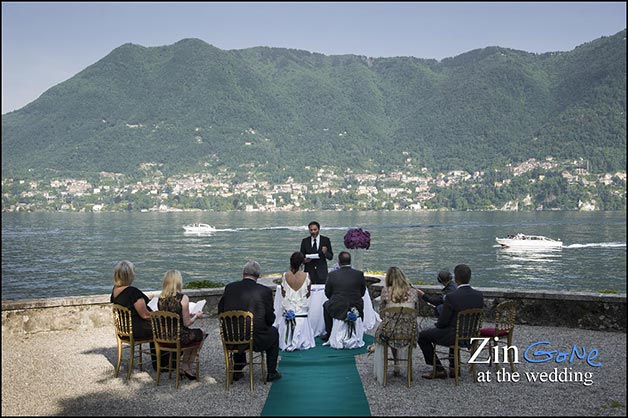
[{"left": 261, "top": 335, "right": 373, "bottom": 416}]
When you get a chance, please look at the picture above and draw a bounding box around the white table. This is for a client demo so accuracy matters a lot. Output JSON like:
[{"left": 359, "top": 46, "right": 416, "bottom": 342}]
[{"left": 273, "top": 284, "right": 380, "bottom": 337}]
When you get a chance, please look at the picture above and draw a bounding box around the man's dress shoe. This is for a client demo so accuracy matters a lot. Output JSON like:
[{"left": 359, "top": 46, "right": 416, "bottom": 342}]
[
  {"left": 266, "top": 371, "right": 282, "bottom": 382},
  {"left": 422, "top": 369, "right": 448, "bottom": 379}
]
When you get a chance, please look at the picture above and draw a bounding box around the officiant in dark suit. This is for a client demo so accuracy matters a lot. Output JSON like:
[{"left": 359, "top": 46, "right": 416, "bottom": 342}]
[
  {"left": 300, "top": 221, "right": 334, "bottom": 284},
  {"left": 321, "top": 251, "right": 366, "bottom": 341}
]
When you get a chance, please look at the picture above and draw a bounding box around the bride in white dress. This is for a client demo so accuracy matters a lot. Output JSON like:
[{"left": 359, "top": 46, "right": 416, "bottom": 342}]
[{"left": 277, "top": 252, "right": 316, "bottom": 351}]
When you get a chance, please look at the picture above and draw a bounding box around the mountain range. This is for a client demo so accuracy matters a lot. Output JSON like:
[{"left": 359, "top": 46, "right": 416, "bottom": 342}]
[{"left": 2, "top": 29, "right": 626, "bottom": 181}]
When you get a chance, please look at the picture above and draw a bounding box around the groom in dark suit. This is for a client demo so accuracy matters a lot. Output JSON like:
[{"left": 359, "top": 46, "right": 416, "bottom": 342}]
[
  {"left": 321, "top": 251, "right": 366, "bottom": 341},
  {"left": 218, "top": 260, "right": 282, "bottom": 382},
  {"left": 300, "top": 221, "right": 334, "bottom": 284}
]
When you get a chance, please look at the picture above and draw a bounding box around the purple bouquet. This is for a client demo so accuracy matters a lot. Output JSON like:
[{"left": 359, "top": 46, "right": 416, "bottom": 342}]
[{"left": 343, "top": 228, "right": 371, "bottom": 250}]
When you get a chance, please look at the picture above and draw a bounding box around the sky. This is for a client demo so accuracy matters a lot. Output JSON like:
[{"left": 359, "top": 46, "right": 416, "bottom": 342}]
[{"left": 2, "top": 2, "right": 626, "bottom": 114}]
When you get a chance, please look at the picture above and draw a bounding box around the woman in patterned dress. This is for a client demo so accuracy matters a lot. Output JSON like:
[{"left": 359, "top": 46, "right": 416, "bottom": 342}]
[
  {"left": 158, "top": 270, "right": 206, "bottom": 379},
  {"left": 373, "top": 266, "right": 419, "bottom": 384}
]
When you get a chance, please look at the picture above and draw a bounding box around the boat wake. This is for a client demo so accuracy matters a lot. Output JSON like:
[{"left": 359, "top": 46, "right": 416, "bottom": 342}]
[
  {"left": 565, "top": 242, "right": 626, "bottom": 249},
  {"left": 209, "top": 225, "right": 369, "bottom": 233},
  {"left": 211, "top": 226, "right": 309, "bottom": 232}
]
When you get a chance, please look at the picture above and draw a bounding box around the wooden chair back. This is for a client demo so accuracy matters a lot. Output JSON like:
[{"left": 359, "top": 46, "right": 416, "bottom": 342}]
[
  {"left": 150, "top": 310, "right": 201, "bottom": 389},
  {"left": 380, "top": 306, "right": 417, "bottom": 387},
  {"left": 218, "top": 310, "right": 266, "bottom": 392},
  {"left": 481, "top": 300, "right": 517, "bottom": 371},
  {"left": 112, "top": 304, "right": 152, "bottom": 380},
  {"left": 433, "top": 307, "right": 484, "bottom": 385}
]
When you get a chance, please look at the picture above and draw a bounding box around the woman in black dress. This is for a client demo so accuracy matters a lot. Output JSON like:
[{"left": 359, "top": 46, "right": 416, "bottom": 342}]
[
  {"left": 110, "top": 260, "right": 159, "bottom": 370},
  {"left": 158, "top": 269, "right": 206, "bottom": 379}
]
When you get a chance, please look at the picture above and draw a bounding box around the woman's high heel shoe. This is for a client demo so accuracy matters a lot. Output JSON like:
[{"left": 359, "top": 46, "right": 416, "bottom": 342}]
[{"left": 181, "top": 369, "right": 197, "bottom": 380}]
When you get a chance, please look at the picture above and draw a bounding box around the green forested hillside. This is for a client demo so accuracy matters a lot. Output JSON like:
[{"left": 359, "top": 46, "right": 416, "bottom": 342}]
[{"left": 2, "top": 30, "right": 626, "bottom": 180}]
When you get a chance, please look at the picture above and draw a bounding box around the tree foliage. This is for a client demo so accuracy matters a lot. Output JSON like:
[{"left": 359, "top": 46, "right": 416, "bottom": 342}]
[{"left": 2, "top": 31, "right": 626, "bottom": 180}]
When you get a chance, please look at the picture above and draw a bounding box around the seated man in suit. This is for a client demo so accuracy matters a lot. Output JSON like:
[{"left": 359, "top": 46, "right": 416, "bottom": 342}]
[
  {"left": 418, "top": 263, "right": 484, "bottom": 379},
  {"left": 416, "top": 269, "right": 457, "bottom": 316},
  {"left": 321, "top": 251, "right": 366, "bottom": 342},
  {"left": 218, "top": 260, "right": 282, "bottom": 382}
]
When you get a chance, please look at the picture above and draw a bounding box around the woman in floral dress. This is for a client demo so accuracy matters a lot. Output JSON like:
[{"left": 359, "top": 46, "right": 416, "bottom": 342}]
[
  {"left": 373, "top": 266, "right": 419, "bottom": 384},
  {"left": 158, "top": 270, "right": 207, "bottom": 379}
]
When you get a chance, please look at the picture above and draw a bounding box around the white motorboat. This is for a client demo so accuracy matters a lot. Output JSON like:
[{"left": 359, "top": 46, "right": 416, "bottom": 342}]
[
  {"left": 496, "top": 233, "right": 562, "bottom": 248},
  {"left": 182, "top": 223, "right": 216, "bottom": 233}
]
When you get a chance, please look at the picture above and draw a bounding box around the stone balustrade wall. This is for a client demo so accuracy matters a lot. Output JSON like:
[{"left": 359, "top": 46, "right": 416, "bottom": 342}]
[{"left": 2, "top": 275, "right": 625, "bottom": 336}]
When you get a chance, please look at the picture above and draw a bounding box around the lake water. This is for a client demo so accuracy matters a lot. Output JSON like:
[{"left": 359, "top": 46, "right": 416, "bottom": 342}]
[{"left": 1, "top": 211, "right": 625, "bottom": 300}]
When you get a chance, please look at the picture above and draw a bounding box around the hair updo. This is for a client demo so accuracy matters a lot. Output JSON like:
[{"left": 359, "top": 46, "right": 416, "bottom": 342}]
[{"left": 290, "top": 252, "right": 305, "bottom": 273}]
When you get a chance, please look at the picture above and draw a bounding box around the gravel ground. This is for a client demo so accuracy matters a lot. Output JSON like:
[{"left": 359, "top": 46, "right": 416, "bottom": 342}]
[
  {"left": 356, "top": 322, "right": 626, "bottom": 416},
  {"left": 2, "top": 316, "right": 626, "bottom": 416}
]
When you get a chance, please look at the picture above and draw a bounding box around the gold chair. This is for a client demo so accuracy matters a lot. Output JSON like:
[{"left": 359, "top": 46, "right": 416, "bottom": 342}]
[
  {"left": 150, "top": 310, "right": 201, "bottom": 389},
  {"left": 480, "top": 300, "right": 517, "bottom": 372},
  {"left": 380, "top": 306, "right": 417, "bottom": 387},
  {"left": 218, "top": 310, "right": 266, "bottom": 392},
  {"left": 432, "top": 307, "right": 484, "bottom": 385},
  {"left": 111, "top": 304, "right": 153, "bottom": 380}
]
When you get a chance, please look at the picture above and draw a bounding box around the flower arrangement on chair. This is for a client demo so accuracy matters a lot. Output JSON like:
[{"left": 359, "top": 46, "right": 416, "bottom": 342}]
[
  {"left": 283, "top": 309, "right": 296, "bottom": 344},
  {"left": 343, "top": 228, "right": 371, "bottom": 250},
  {"left": 345, "top": 307, "right": 359, "bottom": 338}
]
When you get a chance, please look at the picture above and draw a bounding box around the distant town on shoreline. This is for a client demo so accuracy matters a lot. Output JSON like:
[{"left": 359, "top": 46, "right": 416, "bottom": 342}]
[{"left": 2, "top": 157, "right": 625, "bottom": 213}]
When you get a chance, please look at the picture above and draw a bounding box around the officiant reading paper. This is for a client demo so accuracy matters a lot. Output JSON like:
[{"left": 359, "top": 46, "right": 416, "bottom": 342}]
[{"left": 300, "top": 221, "right": 333, "bottom": 284}]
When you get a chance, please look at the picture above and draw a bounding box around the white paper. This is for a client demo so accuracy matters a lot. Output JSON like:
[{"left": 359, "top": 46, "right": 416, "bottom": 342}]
[
  {"left": 147, "top": 297, "right": 206, "bottom": 315},
  {"left": 305, "top": 253, "right": 320, "bottom": 259},
  {"left": 189, "top": 299, "right": 206, "bottom": 315},
  {"left": 148, "top": 296, "right": 159, "bottom": 311}
]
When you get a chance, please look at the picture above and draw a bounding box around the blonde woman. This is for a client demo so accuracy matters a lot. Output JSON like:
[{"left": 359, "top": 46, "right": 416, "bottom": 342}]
[
  {"left": 373, "top": 266, "right": 419, "bottom": 384},
  {"left": 158, "top": 269, "right": 206, "bottom": 380}
]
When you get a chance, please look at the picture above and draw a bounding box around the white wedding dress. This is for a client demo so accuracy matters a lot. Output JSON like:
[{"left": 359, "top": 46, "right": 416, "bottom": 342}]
[{"left": 276, "top": 272, "right": 316, "bottom": 351}]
